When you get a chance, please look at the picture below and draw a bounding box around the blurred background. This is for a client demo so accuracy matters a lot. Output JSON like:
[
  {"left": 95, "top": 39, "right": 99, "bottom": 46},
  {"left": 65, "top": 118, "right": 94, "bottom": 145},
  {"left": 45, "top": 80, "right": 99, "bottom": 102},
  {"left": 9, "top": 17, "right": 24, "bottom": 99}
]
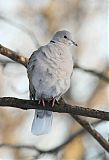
[{"left": 0, "top": 0, "right": 108, "bottom": 159}]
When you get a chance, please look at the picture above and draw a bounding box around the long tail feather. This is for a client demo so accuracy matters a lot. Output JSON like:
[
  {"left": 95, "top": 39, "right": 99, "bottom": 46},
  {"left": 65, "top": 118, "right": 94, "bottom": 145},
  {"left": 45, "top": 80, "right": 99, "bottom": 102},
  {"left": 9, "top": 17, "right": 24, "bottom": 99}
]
[{"left": 31, "top": 109, "right": 53, "bottom": 135}]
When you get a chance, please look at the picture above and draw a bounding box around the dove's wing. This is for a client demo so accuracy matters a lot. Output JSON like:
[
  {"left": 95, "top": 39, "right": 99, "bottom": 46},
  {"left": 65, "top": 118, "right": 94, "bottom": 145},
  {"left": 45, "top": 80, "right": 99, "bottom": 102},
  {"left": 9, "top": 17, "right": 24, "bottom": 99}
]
[{"left": 27, "top": 50, "right": 38, "bottom": 100}]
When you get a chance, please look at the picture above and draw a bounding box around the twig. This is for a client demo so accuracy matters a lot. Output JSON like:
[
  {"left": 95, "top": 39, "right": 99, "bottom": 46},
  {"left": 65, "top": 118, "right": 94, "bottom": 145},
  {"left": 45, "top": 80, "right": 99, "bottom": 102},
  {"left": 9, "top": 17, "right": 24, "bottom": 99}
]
[
  {"left": 0, "top": 97, "right": 109, "bottom": 121},
  {"left": 72, "top": 115, "right": 109, "bottom": 153}
]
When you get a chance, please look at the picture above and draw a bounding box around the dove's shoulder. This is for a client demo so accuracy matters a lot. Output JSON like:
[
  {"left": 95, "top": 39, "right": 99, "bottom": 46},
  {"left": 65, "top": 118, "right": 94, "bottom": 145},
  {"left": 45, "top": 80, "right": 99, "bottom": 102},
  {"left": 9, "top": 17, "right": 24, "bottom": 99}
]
[
  {"left": 27, "top": 44, "right": 51, "bottom": 63},
  {"left": 27, "top": 46, "right": 43, "bottom": 68},
  {"left": 27, "top": 44, "right": 51, "bottom": 75}
]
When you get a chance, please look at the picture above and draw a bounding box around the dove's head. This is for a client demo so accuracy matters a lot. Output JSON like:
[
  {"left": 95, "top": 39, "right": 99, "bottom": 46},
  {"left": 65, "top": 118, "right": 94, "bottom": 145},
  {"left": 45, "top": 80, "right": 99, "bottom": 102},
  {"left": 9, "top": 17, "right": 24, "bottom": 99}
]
[{"left": 51, "top": 30, "right": 78, "bottom": 47}]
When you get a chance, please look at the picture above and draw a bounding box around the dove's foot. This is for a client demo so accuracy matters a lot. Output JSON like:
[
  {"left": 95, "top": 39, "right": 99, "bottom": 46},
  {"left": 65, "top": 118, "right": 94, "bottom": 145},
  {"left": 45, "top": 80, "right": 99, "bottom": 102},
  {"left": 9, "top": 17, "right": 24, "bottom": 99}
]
[
  {"left": 38, "top": 97, "right": 58, "bottom": 107},
  {"left": 51, "top": 98, "right": 55, "bottom": 107},
  {"left": 51, "top": 97, "right": 59, "bottom": 107},
  {"left": 38, "top": 98, "right": 45, "bottom": 107}
]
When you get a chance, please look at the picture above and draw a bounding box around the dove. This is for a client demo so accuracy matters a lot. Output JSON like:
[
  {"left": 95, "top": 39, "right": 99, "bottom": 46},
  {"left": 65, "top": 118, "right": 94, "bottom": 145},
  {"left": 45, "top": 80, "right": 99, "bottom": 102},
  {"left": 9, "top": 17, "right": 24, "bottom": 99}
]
[{"left": 27, "top": 30, "right": 77, "bottom": 135}]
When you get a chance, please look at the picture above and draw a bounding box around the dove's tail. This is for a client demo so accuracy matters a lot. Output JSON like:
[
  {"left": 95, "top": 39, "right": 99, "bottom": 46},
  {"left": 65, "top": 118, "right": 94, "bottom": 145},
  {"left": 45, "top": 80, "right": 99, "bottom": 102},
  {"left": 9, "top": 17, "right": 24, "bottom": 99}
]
[{"left": 31, "top": 109, "right": 53, "bottom": 135}]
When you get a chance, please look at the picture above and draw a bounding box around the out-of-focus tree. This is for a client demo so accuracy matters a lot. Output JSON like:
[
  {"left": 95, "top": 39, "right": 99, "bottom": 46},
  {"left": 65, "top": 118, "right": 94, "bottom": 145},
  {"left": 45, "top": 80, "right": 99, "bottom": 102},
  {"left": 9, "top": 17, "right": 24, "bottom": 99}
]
[{"left": 0, "top": 0, "right": 108, "bottom": 159}]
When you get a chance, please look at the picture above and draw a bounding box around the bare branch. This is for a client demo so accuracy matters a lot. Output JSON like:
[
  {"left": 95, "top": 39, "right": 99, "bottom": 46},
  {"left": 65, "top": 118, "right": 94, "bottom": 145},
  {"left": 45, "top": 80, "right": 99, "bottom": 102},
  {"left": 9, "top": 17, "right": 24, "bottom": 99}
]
[
  {"left": 0, "top": 97, "right": 109, "bottom": 121},
  {"left": 73, "top": 115, "right": 109, "bottom": 153},
  {"left": 0, "top": 44, "right": 28, "bottom": 67}
]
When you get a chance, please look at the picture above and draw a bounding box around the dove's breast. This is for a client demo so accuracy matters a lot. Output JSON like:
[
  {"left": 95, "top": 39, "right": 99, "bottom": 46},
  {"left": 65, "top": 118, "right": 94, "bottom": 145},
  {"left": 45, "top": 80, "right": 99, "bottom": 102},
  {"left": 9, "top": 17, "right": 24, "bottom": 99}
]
[
  {"left": 41, "top": 43, "right": 73, "bottom": 78},
  {"left": 28, "top": 43, "right": 73, "bottom": 99}
]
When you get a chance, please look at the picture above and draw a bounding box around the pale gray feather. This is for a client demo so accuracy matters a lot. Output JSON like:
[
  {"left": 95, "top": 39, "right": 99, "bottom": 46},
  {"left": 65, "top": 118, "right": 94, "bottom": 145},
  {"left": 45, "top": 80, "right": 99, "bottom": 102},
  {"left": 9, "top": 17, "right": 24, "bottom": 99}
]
[{"left": 27, "top": 30, "right": 76, "bottom": 135}]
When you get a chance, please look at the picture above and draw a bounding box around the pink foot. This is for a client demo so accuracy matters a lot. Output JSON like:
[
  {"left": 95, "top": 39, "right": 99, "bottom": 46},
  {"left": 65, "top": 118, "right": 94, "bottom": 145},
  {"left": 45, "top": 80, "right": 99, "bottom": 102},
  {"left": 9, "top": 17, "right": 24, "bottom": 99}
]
[
  {"left": 38, "top": 98, "right": 45, "bottom": 107},
  {"left": 51, "top": 97, "right": 56, "bottom": 107}
]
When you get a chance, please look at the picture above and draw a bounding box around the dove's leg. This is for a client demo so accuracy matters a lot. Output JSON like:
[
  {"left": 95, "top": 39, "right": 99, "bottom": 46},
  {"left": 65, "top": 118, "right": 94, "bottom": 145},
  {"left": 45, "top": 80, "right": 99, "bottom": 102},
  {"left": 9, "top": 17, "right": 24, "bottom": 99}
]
[
  {"left": 51, "top": 96, "right": 60, "bottom": 107},
  {"left": 38, "top": 98, "right": 45, "bottom": 106},
  {"left": 51, "top": 97, "right": 56, "bottom": 107}
]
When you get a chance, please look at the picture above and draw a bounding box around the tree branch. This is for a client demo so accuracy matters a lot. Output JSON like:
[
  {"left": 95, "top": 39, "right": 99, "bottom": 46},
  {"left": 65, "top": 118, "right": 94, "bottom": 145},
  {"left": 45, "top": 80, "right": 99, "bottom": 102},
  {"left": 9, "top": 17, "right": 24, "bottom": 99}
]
[
  {"left": 0, "top": 44, "right": 28, "bottom": 67},
  {"left": 72, "top": 115, "right": 109, "bottom": 153},
  {"left": 0, "top": 97, "right": 109, "bottom": 121}
]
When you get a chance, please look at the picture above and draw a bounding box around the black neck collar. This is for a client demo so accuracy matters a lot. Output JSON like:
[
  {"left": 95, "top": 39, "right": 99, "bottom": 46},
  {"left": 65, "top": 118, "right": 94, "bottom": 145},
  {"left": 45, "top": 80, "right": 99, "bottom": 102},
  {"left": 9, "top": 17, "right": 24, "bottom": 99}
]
[{"left": 50, "top": 40, "right": 55, "bottom": 43}]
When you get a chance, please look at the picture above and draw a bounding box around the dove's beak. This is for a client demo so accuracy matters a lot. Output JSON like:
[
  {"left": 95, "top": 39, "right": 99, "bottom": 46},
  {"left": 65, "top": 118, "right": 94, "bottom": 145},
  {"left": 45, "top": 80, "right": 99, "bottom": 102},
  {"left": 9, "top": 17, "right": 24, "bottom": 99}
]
[{"left": 71, "top": 40, "right": 78, "bottom": 47}]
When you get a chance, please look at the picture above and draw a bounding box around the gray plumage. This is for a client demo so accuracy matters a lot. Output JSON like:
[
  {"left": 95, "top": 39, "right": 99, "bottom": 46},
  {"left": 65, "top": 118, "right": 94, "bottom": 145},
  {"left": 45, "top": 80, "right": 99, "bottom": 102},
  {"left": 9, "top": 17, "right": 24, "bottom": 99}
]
[{"left": 27, "top": 30, "right": 76, "bottom": 135}]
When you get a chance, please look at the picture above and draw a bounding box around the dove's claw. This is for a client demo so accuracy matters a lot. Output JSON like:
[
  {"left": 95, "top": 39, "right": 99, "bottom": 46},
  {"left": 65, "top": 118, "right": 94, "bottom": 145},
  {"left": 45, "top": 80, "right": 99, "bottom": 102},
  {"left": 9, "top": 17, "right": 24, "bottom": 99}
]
[
  {"left": 51, "top": 97, "right": 56, "bottom": 107},
  {"left": 38, "top": 98, "right": 45, "bottom": 107},
  {"left": 42, "top": 99, "right": 45, "bottom": 106}
]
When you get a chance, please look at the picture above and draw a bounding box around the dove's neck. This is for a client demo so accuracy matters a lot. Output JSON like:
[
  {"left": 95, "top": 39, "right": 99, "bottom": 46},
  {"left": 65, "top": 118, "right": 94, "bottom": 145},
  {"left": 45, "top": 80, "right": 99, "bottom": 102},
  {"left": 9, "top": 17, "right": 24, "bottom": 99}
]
[
  {"left": 50, "top": 40, "right": 55, "bottom": 43},
  {"left": 50, "top": 40, "right": 70, "bottom": 53},
  {"left": 50, "top": 40, "right": 68, "bottom": 46},
  {"left": 45, "top": 41, "right": 72, "bottom": 63}
]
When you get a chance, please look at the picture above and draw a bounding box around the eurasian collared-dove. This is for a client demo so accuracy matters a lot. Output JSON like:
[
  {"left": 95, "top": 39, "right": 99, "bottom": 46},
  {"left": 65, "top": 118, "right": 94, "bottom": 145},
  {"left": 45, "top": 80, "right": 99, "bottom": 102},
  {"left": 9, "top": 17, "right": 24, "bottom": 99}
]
[{"left": 27, "top": 30, "right": 77, "bottom": 135}]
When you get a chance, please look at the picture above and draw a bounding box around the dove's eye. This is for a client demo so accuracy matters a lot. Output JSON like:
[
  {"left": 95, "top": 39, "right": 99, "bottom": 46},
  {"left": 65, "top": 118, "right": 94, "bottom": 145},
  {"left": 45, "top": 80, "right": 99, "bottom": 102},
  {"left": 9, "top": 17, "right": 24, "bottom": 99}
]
[{"left": 64, "top": 35, "right": 67, "bottom": 39}]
